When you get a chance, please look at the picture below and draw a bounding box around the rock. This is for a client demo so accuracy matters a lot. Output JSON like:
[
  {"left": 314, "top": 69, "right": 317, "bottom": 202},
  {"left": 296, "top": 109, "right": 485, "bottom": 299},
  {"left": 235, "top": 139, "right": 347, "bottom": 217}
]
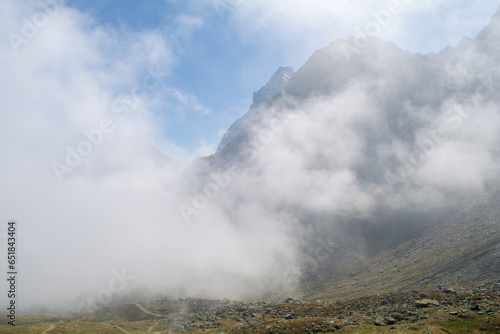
[
  {"left": 390, "top": 313, "right": 406, "bottom": 321},
  {"left": 374, "top": 317, "right": 397, "bottom": 326},
  {"left": 415, "top": 299, "right": 440, "bottom": 308},
  {"left": 471, "top": 304, "right": 480, "bottom": 311},
  {"left": 374, "top": 318, "right": 388, "bottom": 326},
  {"left": 449, "top": 311, "right": 459, "bottom": 315}
]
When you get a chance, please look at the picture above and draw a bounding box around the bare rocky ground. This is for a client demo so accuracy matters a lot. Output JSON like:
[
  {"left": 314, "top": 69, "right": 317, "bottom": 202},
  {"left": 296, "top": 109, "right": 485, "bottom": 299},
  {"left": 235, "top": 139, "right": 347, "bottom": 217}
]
[
  {"left": 93, "top": 281, "right": 500, "bottom": 333},
  {"left": 1, "top": 281, "right": 499, "bottom": 333}
]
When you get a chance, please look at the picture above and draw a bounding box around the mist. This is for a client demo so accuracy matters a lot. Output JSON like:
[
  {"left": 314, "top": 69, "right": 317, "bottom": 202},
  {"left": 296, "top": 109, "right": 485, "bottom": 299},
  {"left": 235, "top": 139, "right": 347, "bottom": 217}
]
[{"left": 1, "top": 0, "right": 499, "bottom": 314}]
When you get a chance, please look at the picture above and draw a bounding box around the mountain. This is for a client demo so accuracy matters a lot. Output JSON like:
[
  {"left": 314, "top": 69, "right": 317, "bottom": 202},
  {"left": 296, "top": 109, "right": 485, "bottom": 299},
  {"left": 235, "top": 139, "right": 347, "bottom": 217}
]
[
  {"left": 191, "top": 4, "right": 500, "bottom": 281},
  {"left": 303, "top": 180, "right": 500, "bottom": 301},
  {"left": 216, "top": 66, "right": 294, "bottom": 152}
]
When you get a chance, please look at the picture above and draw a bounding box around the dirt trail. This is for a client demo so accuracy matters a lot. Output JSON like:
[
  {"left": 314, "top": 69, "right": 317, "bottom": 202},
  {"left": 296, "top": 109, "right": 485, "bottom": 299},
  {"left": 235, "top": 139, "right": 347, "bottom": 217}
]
[
  {"left": 130, "top": 303, "right": 164, "bottom": 318},
  {"left": 147, "top": 322, "right": 160, "bottom": 332},
  {"left": 41, "top": 324, "right": 55, "bottom": 334},
  {"left": 105, "top": 323, "right": 132, "bottom": 334}
]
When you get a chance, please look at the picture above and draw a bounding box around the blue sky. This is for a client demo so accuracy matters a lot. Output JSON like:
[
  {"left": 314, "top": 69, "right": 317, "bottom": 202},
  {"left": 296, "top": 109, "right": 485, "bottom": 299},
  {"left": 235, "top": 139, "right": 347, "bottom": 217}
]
[
  {"left": 65, "top": 0, "right": 499, "bottom": 157},
  {"left": 66, "top": 0, "right": 292, "bottom": 154},
  {"left": 6, "top": 0, "right": 499, "bottom": 160}
]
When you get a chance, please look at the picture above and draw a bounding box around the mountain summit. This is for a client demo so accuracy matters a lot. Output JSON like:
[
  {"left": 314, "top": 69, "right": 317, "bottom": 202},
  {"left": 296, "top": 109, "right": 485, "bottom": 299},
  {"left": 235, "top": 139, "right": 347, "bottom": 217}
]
[
  {"left": 216, "top": 66, "right": 294, "bottom": 152},
  {"left": 251, "top": 66, "right": 294, "bottom": 109}
]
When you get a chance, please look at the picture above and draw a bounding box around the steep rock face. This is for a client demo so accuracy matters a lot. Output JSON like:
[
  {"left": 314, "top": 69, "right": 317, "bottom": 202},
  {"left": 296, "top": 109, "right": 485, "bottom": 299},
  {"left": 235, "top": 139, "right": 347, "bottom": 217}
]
[
  {"left": 216, "top": 66, "right": 294, "bottom": 152},
  {"left": 251, "top": 66, "right": 295, "bottom": 109},
  {"left": 472, "top": 4, "right": 500, "bottom": 56},
  {"left": 438, "top": 5, "right": 500, "bottom": 83}
]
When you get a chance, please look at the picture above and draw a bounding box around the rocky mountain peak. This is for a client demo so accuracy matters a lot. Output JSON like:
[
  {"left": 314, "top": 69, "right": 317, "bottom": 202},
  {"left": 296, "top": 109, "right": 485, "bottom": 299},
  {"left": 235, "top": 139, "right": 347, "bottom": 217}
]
[
  {"left": 216, "top": 66, "right": 294, "bottom": 152},
  {"left": 250, "top": 66, "right": 294, "bottom": 109},
  {"left": 476, "top": 4, "right": 500, "bottom": 44}
]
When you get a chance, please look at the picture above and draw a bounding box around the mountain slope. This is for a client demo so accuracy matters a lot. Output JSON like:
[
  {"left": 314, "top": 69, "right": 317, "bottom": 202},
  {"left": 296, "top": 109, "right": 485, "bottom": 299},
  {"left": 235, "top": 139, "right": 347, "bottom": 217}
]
[{"left": 303, "top": 181, "right": 500, "bottom": 301}]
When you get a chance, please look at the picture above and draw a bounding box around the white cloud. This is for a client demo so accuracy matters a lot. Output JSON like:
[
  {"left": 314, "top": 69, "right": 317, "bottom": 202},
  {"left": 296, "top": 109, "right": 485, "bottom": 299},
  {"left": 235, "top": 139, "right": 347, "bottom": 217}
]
[
  {"left": 175, "top": 14, "right": 204, "bottom": 31},
  {"left": 0, "top": 0, "right": 301, "bottom": 311},
  {"left": 200, "top": 0, "right": 498, "bottom": 62}
]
